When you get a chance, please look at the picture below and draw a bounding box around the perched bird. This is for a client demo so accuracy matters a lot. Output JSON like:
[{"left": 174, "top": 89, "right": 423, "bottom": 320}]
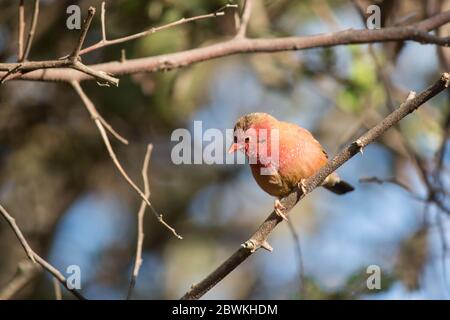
[{"left": 228, "top": 112, "right": 354, "bottom": 219}]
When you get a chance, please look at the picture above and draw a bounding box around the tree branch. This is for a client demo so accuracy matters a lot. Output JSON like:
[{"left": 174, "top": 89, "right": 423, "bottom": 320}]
[
  {"left": 20, "top": 0, "right": 39, "bottom": 62},
  {"left": 0, "top": 204, "right": 87, "bottom": 300},
  {"left": 52, "top": 277, "right": 62, "bottom": 300},
  {"left": 235, "top": 0, "right": 253, "bottom": 38},
  {"left": 71, "top": 81, "right": 182, "bottom": 239},
  {"left": 180, "top": 72, "right": 450, "bottom": 300},
  {"left": 78, "top": 4, "right": 235, "bottom": 56},
  {"left": 71, "top": 6, "right": 95, "bottom": 60},
  {"left": 2, "top": 10, "right": 450, "bottom": 82},
  {"left": 0, "top": 260, "right": 40, "bottom": 300},
  {"left": 126, "top": 144, "right": 153, "bottom": 300},
  {"left": 17, "top": 0, "right": 25, "bottom": 61}
]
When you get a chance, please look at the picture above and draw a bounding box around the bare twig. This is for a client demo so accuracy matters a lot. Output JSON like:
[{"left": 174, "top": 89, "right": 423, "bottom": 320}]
[
  {"left": 52, "top": 277, "right": 62, "bottom": 300},
  {"left": 69, "top": 80, "right": 127, "bottom": 144},
  {"left": 127, "top": 144, "right": 153, "bottom": 300},
  {"left": 72, "top": 61, "right": 119, "bottom": 87},
  {"left": 0, "top": 64, "right": 22, "bottom": 84},
  {"left": 236, "top": 0, "right": 253, "bottom": 38},
  {"left": 101, "top": 1, "right": 107, "bottom": 42},
  {"left": 71, "top": 7, "right": 96, "bottom": 61},
  {"left": 359, "top": 176, "right": 417, "bottom": 195},
  {"left": 67, "top": 7, "right": 119, "bottom": 86},
  {"left": 18, "top": 0, "right": 25, "bottom": 61},
  {"left": 0, "top": 204, "right": 86, "bottom": 300},
  {"left": 20, "top": 0, "right": 39, "bottom": 62},
  {"left": 0, "top": 261, "right": 40, "bottom": 300},
  {"left": 0, "top": 204, "right": 36, "bottom": 263},
  {"left": 180, "top": 73, "right": 450, "bottom": 300},
  {"left": 71, "top": 81, "right": 182, "bottom": 239},
  {"left": 436, "top": 211, "right": 450, "bottom": 294},
  {"left": 78, "top": 4, "right": 236, "bottom": 56},
  {"left": 286, "top": 219, "right": 305, "bottom": 298}
]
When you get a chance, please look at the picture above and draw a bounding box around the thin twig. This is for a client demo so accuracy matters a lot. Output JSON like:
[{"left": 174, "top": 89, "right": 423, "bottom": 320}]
[
  {"left": 0, "top": 204, "right": 36, "bottom": 263},
  {"left": 72, "top": 61, "right": 119, "bottom": 87},
  {"left": 0, "top": 260, "right": 40, "bottom": 300},
  {"left": 0, "top": 64, "right": 22, "bottom": 84},
  {"left": 180, "top": 73, "right": 450, "bottom": 300},
  {"left": 436, "top": 212, "right": 450, "bottom": 294},
  {"left": 52, "top": 277, "right": 62, "bottom": 300},
  {"left": 20, "top": 0, "right": 39, "bottom": 62},
  {"left": 69, "top": 80, "right": 127, "bottom": 143},
  {"left": 71, "top": 7, "right": 96, "bottom": 60},
  {"left": 236, "top": 0, "right": 253, "bottom": 38},
  {"left": 286, "top": 219, "right": 305, "bottom": 298},
  {"left": 71, "top": 81, "right": 182, "bottom": 239},
  {"left": 0, "top": 204, "right": 87, "bottom": 300},
  {"left": 101, "top": 1, "right": 106, "bottom": 42},
  {"left": 78, "top": 4, "right": 236, "bottom": 56},
  {"left": 18, "top": 0, "right": 25, "bottom": 61},
  {"left": 66, "top": 7, "right": 120, "bottom": 86},
  {"left": 359, "top": 176, "right": 417, "bottom": 195},
  {"left": 127, "top": 144, "right": 153, "bottom": 300}
]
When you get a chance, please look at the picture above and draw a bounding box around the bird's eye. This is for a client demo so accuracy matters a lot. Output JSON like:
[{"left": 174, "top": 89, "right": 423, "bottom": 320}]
[{"left": 245, "top": 137, "right": 250, "bottom": 143}]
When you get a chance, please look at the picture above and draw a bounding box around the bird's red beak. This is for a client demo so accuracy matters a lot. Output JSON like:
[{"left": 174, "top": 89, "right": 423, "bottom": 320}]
[{"left": 228, "top": 143, "right": 244, "bottom": 154}]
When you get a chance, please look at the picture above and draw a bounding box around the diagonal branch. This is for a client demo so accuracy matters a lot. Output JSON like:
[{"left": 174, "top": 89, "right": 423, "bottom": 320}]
[
  {"left": 180, "top": 72, "right": 450, "bottom": 300},
  {"left": 71, "top": 81, "right": 182, "bottom": 239},
  {"left": 0, "top": 260, "right": 41, "bottom": 300},
  {"left": 0, "top": 204, "right": 87, "bottom": 300}
]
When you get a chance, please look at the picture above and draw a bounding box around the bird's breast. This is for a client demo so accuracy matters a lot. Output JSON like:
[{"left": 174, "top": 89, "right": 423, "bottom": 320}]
[{"left": 250, "top": 163, "right": 291, "bottom": 197}]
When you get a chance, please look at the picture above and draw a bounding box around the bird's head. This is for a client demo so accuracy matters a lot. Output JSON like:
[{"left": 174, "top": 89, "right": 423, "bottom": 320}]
[{"left": 228, "top": 113, "right": 278, "bottom": 158}]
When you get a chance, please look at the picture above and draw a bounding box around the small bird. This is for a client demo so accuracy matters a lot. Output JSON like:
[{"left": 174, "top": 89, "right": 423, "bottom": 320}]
[{"left": 228, "top": 112, "right": 354, "bottom": 220}]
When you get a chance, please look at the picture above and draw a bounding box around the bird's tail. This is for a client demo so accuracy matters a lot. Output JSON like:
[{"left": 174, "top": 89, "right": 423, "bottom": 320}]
[{"left": 322, "top": 173, "right": 354, "bottom": 195}]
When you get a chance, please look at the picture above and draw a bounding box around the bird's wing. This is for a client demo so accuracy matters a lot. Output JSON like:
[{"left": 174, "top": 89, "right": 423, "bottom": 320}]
[{"left": 277, "top": 122, "right": 328, "bottom": 188}]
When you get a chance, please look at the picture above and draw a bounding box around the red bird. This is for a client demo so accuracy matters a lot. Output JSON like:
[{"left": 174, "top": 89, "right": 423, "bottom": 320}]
[{"left": 229, "top": 112, "right": 354, "bottom": 219}]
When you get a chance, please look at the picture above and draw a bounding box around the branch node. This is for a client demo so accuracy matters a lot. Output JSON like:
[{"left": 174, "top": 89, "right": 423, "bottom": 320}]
[
  {"left": 442, "top": 72, "right": 450, "bottom": 87},
  {"left": 241, "top": 239, "right": 258, "bottom": 253},
  {"left": 353, "top": 138, "right": 364, "bottom": 155}
]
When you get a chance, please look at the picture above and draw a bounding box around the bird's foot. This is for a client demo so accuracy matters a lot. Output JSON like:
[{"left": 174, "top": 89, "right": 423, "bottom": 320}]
[
  {"left": 298, "top": 179, "right": 308, "bottom": 195},
  {"left": 274, "top": 199, "right": 288, "bottom": 221}
]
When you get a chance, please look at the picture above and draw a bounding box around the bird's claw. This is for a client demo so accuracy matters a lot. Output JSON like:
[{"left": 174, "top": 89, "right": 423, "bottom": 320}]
[
  {"left": 298, "top": 179, "right": 308, "bottom": 195},
  {"left": 274, "top": 199, "right": 288, "bottom": 221}
]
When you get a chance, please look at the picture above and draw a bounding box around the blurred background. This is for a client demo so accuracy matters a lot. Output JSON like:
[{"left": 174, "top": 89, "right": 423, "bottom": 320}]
[{"left": 0, "top": 0, "right": 450, "bottom": 299}]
